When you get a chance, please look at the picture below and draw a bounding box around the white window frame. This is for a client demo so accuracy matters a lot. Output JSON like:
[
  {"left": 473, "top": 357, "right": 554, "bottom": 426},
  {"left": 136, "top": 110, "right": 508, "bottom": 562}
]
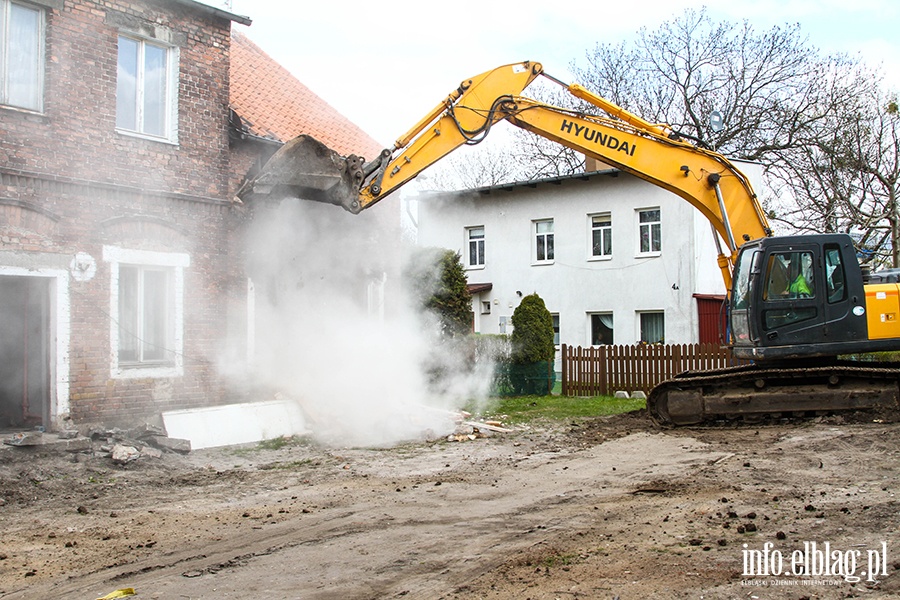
[
  {"left": 116, "top": 33, "right": 179, "bottom": 143},
  {"left": 638, "top": 310, "right": 665, "bottom": 344},
  {"left": 0, "top": 0, "right": 45, "bottom": 112},
  {"left": 104, "top": 246, "right": 189, "bottom": 379},
  {"left": 465, "top": 226, "right": 485, "bottom": 269},
  {"left": 551, "top": 313, "right": 560, "bottom": 347},
  {"left": 533, "top": 218, "right": 554, "bottom": 264},
  {"left": 589, "top": 212, "right": 612, "bottom": 259},
  {"left": 637, "top": 208, "right": 661, "bottom": 256}
]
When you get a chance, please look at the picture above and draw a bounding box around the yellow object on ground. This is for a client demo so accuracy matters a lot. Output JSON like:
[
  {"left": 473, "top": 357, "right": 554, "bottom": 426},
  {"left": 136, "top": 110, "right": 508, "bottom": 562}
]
[{"left": 96, "top": 588, "right": 136, "bottom": 600}]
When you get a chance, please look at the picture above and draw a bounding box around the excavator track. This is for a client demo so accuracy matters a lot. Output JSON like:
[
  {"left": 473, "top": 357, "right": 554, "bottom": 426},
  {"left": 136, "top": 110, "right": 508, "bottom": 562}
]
[{"left": 648, "top": 361, "right": 900, "bottom": 426}]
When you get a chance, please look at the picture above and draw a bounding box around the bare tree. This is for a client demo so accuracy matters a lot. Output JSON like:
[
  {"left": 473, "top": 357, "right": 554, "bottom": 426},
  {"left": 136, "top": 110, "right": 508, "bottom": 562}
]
[
  {"left": 560, "top": 8, "right": 894, "bottom": 244},
  {"left": 763, "top": 86, "right": 900, "bottom": 267},
  {"left": 837, "top": 93, "right": 900, "bottom": 267},
  {"left": 572, "top": 10, "right": 866, "bottom": 159},
  {"left": 424, "top": 6, "right": 895, "bottom": 252},
  {"left": 421, "top": 135, "right": 527, "bottom": 191}
]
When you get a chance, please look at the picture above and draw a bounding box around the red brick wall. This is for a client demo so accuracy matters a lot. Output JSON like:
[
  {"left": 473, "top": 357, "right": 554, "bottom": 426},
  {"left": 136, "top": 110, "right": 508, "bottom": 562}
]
[
  {"left": 1, "top": 0, "right": 233, "bottom": 197},
  {"left": 0, "top": 0, "right": 246, "bottom": 428}
]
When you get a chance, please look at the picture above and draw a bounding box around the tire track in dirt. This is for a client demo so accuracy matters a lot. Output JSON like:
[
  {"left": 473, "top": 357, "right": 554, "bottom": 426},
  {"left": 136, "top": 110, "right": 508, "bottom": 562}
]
[{"left": 3, "top": 432, "right": 726, "bottom": 599}]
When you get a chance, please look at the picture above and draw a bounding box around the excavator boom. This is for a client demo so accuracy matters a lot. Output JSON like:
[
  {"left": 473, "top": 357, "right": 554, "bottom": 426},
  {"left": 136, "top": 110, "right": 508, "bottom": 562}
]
[
  {"left": 236, "top": 60, "right": 900, "bottom": 427},
  {"left": 238, "top": 61, "right": 543, "bottom": 213},
  {"left": 236, "top": 61, "right": 771, "bottom": 289}
]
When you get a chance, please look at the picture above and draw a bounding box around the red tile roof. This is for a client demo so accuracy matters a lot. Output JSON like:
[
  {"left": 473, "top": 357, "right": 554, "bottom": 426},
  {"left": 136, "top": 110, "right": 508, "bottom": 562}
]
[{"left": 229, "top": 31, "right": 383, "bottom": 160}]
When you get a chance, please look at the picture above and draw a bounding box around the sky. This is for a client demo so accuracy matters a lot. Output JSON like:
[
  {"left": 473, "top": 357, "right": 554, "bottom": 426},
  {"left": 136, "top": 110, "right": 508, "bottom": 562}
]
[{"left": 220, "top": 0, "right": 900, "bottom": 148}]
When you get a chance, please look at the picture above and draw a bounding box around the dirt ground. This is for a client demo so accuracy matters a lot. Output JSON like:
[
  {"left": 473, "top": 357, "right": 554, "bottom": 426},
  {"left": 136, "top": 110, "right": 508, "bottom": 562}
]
[{"left": 0, "top": 410, "right": 898, "bottom": 600}]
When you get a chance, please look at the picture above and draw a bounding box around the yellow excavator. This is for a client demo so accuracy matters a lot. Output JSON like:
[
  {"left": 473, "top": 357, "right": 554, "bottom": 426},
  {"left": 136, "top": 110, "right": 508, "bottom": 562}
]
[{"left": 238, "top": 61, "right": 900, "bottom": 426}]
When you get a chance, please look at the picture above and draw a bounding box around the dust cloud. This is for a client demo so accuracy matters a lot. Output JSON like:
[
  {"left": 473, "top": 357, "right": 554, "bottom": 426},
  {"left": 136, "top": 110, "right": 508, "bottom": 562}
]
[{"left": 239, "top": 197, "right": 492, "bottom": 448}]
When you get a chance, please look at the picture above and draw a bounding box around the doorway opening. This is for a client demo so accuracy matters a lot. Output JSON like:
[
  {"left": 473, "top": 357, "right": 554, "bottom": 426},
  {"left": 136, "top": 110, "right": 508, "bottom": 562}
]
[{"left": 0, "top": 275, "right": 51, "bottom": 430}]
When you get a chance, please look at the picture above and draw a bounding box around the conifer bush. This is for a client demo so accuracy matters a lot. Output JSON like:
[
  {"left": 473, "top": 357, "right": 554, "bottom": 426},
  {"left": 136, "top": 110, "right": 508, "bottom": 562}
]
[{"left": 505, "top": 293, "right": 555, "bottom": 395}]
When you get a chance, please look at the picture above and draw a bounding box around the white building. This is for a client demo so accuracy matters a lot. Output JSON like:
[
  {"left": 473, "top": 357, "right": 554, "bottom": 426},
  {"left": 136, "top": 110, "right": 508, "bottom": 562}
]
[{"left": 415, "top": 167, "right": 744, "bottom": 354}]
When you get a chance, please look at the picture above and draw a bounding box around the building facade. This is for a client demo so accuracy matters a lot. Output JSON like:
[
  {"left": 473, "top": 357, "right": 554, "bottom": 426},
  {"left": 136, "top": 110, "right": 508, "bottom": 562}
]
[
  {"left": 0, "top": 0, "right": 397, "bottom": 433},
  {"left": 416, "top": 168, "right": 735, "bottom": 357},
  {"left": 0, "top": 0, "right": 256, "bottom": 430}
]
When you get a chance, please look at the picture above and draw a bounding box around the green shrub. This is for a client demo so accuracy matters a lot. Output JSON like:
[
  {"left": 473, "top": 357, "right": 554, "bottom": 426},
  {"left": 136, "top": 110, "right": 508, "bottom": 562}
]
[
  {"left": 507, "top": 293, "right": 555, "bottom": 395},
  {"left": 404, "top": 247, "right": 472, "bottom": 339},
  {"left": 511, "top": 293, "right": 555, "bottom": 364}
]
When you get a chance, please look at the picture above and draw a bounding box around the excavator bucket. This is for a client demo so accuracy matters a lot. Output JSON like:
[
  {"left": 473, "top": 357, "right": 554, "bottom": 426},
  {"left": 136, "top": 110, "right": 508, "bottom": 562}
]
[{"left": 236, "top": 134, "right": 365, "bottom": 213}]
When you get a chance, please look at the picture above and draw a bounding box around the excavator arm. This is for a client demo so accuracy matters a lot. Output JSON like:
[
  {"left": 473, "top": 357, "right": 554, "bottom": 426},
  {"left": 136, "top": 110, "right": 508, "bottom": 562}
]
[
  {"left": 236, "top": 61, "right": 772, "bottom": 288},
  {"left": 237, "top": 60, "right": 900, "bottom": 427}
]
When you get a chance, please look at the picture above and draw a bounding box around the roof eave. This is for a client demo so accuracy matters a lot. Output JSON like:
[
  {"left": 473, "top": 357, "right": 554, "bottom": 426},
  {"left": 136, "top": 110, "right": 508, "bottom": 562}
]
[
  {"left": 169, "top": 0, "right": 252, "bottom": 26},
  {"left": 419, "top": 168, "right": 624, "bottom": 198}
]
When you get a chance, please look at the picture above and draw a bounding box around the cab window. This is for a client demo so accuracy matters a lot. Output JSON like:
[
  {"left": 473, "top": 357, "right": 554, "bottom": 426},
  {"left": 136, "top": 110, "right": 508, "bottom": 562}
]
[
  {"left": 824, "top": 245, "right": 846, "bottom": 303},
  {"left": 764, "top": 251, "right": 815, "bottom": 300},
  {"left": 762, "top": 250, "right": 817, "bottom": 330},
  {"left": 731, "top": 249, "right": 758, "bottom": 310}
]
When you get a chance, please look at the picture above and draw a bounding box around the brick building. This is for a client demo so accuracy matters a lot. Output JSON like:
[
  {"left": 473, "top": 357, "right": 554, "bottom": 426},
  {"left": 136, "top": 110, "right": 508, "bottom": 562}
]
[{"left": 0, "top": 0, "right": 387, "bottom": 432}]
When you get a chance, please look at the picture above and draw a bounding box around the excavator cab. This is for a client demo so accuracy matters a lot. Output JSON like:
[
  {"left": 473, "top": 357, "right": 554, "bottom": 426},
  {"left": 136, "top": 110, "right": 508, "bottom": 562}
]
[
  {"left": 648, "top": 232, "right": 900, "bottom": 426},
  {"left": 729, "top": 233, "right": 869, "bottom": 361}
]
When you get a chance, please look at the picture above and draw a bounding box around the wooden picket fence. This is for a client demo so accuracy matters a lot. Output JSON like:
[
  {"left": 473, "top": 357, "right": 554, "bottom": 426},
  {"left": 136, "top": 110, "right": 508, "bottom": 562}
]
[{"left": 560, "top": 343, "right": 750, "bottom": 397}]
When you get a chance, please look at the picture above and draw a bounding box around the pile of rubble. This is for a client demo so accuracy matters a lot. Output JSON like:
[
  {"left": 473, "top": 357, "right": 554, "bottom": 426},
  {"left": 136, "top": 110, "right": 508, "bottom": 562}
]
[
  {"left": 2, "top": 424, "right": 192, "bottom": 465},
  {"left": 447, "top": 415, "right": 513, "bottom": 442}
]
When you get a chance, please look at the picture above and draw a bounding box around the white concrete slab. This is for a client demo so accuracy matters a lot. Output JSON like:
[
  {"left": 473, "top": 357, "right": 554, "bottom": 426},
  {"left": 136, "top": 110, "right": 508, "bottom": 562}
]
[{"left": 162, "top": 399, "right": 310, "bottom": 450}]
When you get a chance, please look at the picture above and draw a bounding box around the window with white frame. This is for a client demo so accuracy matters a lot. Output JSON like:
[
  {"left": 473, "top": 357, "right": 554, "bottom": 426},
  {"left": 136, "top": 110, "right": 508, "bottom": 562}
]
[
  {"left": 638, "top": 208, "right": 661, "bottom": 254},
  {"left": 551, "top": 313, "right": 560, "bottom": 346},
  {"left": 639, "top": 311, "right": 665, "bottom": 344},
  {"left": 104, "top": 246, "right": 189, "bottom": 378},
  {"left": 466, "top": 226, "right": 485, "bottom": 267},
  {"left": 116, "top": 34, "right": 177, "bottom": 140},
  {"left": 590, "top": 213, "right": 612, "bottom": 258},
  {"left": 590, "top": 313, "right": 613, "bottom": 345},
  {"left": 118, "top": 265, "right": 174, "bottom": 363},
  {"left": 534, "top": 219, "right": 554, "bottom": 263},
  {"left": 0, "top": 0, "right": 44, "bottom": 111}
]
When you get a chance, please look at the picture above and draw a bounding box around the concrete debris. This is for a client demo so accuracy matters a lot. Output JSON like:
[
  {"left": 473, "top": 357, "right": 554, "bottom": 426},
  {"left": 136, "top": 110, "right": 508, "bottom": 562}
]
[
  {"left": 128, "top": 423, "right": 167, "bottom": 440},
  {"left": 61, "top": 437, "right": 92, "bottom": 452},
  {"left": 111, "top": 444, "right": 141, "bottom": 464},
  {"left": 3, "top": 431, "right": 44, "bottom": 446},
  {"left": 140, "top": 445, "right": 163, "bottom": 459},
  {"left": 2, "top": 430, "right": 94, "bottom": 453},
  {"left": 89, "top": 425, "right": 190, "bottom": 455},
  {"left": 150, "top": 435, "right": 191, "bottom": 454},
  {"left": 3, "top": 420, "right": 189, "bottom": 463},
  {"left": 89, "top": 427, "right": 130, "bottom": 440}
]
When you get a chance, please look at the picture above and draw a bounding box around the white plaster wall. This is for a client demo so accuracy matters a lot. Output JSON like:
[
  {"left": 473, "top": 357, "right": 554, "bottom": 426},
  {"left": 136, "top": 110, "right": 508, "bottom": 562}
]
[{"left": 417, "top": 171, "right": 727, "bottom": 348}]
